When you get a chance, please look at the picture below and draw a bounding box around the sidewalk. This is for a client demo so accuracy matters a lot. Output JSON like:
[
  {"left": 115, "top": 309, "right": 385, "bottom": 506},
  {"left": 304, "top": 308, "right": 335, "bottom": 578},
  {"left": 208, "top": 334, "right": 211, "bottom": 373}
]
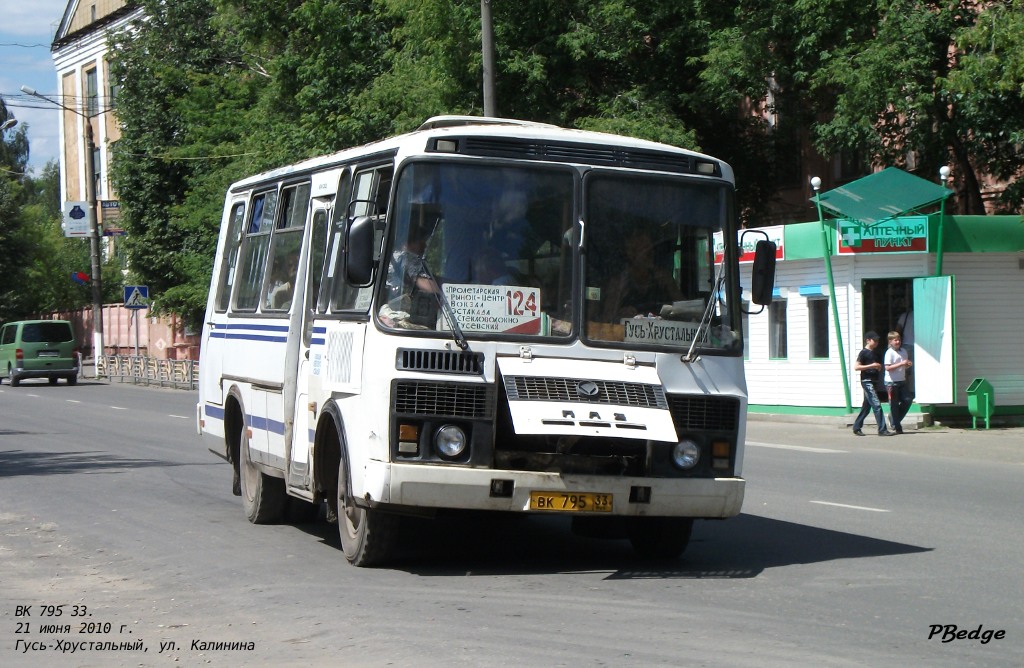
[{"left": 749, "top": 410, "right": 1024, "bottom": 431}]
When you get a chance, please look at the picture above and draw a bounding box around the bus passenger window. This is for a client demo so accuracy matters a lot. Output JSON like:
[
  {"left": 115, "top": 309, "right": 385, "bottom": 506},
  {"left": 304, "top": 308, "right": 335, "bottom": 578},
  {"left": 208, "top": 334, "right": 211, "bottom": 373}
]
[
  {"left": 264, "top": 241, "right": 300, "bottom": 311},
  {"left": 235, "top": 190, "right": 278, "bottom": 311},
  {"left": 215, "top": 202, "right": 246, "bottom": 312}
]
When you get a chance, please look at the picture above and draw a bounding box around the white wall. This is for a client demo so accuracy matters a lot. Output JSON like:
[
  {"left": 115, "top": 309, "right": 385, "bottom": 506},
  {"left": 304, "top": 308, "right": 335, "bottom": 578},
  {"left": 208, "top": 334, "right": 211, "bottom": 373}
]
[
  {"left": 942, "top": 253, "right": 1024, "bottom": 407},
  {"left": 738, "top": 251, "right": 1024, "bottom": 410}
]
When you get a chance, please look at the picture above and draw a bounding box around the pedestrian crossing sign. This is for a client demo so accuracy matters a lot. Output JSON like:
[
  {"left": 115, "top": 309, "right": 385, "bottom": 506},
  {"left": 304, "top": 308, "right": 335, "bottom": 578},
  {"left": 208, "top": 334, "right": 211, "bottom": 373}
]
[{"left": 124, "top": 285, "right": 150, "bottom": 309}]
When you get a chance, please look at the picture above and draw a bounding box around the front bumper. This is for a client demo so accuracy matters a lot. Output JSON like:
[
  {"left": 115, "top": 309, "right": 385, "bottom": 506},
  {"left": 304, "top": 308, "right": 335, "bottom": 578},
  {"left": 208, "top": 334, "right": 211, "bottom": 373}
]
[{"left": 373, "top": 462, "right": 744, "bottom": 518}]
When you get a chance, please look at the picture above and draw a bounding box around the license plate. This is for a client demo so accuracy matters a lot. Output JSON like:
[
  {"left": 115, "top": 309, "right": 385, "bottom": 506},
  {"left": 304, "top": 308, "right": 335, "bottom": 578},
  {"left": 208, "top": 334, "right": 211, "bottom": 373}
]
[
  {"left": 529, "top": 491, "right": 612, "bottom": 513},
  {"left": 37, "top": 351, "right": 59, "bottom": 357}
]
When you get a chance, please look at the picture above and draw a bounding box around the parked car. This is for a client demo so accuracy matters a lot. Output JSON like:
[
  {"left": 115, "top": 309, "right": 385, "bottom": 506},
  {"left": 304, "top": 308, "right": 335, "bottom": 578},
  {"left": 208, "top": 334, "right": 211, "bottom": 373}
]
[{"left": 0, "top": 320, "right": 80, "bottom": 386}]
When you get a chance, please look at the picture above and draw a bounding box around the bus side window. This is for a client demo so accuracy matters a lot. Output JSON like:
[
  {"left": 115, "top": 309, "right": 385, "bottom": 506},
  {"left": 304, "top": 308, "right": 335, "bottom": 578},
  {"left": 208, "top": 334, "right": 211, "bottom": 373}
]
[
  {"left": 215, "top": 202, "right": 246, "bottom": 312},
  {"left": 262, "top": 182, "right": 311, "bottom": 312},
  {"left": 331, "top": 165, "right": 392, "bottom": 312},
  {"left": 234, "top": 189, "right": 279, "bottom": 311},
  {"left": 320, "top": 171, "right": 352, "bottom": 313},
  {"left": 307, "top": 209, "right": 330, "bottom": 316}
]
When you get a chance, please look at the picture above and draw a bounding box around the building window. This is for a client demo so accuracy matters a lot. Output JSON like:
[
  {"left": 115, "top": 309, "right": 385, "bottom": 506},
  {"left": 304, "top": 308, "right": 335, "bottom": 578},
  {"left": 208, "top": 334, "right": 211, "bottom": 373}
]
[
  {"left": 85, "top": 68, "right": 99, "bottom": 118},
  {"left": 808, "top": 298, "right": 829, "bottom": 359},
  {"left": 769, "top": 299, "right": 787, "bottom": 359},
  {"left": 91, "top": 146, "right": 102, "bottom": 197}
]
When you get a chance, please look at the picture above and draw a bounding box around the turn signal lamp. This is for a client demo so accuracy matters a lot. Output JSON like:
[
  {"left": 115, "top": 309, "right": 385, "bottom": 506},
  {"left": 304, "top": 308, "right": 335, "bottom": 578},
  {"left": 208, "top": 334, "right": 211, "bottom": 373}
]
[
  {"left": 398, "top": 423, "right": 419, "bottom": 455},
  {"left": 712, "top": 440, "right": 731, "bottom": 469}
]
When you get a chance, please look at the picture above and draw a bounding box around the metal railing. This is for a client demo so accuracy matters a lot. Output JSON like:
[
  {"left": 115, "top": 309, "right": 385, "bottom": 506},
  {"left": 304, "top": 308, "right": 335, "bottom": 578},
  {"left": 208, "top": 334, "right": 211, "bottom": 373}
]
[{"left": 99, "top": 355, "right": 198, "bottom": 390}]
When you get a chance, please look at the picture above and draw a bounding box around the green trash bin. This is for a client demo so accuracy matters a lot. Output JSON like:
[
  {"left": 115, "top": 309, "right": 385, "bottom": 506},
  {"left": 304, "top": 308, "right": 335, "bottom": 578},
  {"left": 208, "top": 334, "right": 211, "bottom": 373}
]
[{"left": 966, "top": 378, "right": 994, "bottom": 429}]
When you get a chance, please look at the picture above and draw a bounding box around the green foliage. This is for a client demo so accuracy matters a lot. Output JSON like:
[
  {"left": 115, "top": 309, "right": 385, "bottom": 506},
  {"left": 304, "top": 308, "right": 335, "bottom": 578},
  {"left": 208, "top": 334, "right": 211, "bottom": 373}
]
[{"left": 93, "top": 0, "right": 1024, "bottom": 328}]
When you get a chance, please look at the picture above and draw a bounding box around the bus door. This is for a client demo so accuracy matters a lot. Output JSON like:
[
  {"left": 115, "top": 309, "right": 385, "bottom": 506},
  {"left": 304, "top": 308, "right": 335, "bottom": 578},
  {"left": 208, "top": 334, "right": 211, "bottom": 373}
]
[
  {"left": 200, "top": 199, "right": 247, "bottom": 422},
  {"left": 287, "top": 200, "right": 333, "bottom": 492}
]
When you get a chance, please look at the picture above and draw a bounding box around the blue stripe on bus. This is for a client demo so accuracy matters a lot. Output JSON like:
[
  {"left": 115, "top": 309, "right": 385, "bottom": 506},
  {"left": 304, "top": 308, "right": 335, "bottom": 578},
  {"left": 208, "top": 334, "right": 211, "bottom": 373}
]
[
  {"left": 210, "top": 331, "right": 289, "bottom": 342},
  {"left": 247, "top": 414, "right": 286, "bottom": 435},
  {"left": 208, "top": 322, "right": 292, "bottom": 343},
  {"left": 216, "top": 323, "right": 290, "bottom": 332},
  {"left": 205, "top": 404, "right": 284, "bottom": 437},
  {"left": 310, "top": 338, "right": 325, "bottom": 345}
]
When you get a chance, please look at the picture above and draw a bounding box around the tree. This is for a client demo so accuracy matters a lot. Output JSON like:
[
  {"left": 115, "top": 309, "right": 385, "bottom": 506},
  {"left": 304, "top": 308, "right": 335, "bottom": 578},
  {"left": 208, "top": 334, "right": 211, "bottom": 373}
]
[
  {"left": 945, "top": 0, "right": 1024, "bottom": 212},
  {"left": 0, "top": 123, "right": 34, "bottom": 322}
]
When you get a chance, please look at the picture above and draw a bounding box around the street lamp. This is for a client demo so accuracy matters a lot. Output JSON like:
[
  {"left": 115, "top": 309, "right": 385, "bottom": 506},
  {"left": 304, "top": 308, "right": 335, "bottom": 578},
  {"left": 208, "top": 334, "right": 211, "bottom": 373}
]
[
  {"left": 1, "top": 118, "right": 16, "bottom": 131},
  {"left": 21, "top": 85, "right": 104, "bottom": 371}
]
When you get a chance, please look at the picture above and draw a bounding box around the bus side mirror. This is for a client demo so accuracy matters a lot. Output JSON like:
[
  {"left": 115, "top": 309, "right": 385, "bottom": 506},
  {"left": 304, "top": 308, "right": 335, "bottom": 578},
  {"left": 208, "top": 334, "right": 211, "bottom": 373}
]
[
  {"left": 345, "top": 216, "right": 375, "bottom": 287},
  {"left": 750, "top": 240, "right": 776, "bottom": 306}
]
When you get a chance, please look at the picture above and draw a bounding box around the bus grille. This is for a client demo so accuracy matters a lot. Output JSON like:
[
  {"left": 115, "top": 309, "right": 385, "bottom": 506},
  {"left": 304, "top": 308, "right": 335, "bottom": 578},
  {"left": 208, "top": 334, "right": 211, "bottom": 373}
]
[
  {"left": 396, "top": 348, "right": 484, "bottom": 375},
  {"left": 393, "top": 381, "right": 494, "bottom": 419},
  {"left": 667, "top": 394, "right": 740, "bottom": 432},
  {"left": 504, "top": 376, "right": 668, "bottom": 409}
]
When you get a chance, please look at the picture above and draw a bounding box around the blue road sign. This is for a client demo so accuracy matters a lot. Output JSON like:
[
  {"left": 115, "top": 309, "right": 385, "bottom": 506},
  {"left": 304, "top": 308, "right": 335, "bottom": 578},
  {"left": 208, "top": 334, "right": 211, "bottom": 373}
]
[{"left": 124, "top": 285, "right": 150, "bottom": 309}]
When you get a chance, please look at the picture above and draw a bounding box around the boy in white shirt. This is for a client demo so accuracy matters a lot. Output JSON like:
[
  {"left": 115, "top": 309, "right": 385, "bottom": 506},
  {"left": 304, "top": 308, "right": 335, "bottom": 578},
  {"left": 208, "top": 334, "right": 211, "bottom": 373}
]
[{"left": 884, "top": 331, "right": 913, "bottom": 434}]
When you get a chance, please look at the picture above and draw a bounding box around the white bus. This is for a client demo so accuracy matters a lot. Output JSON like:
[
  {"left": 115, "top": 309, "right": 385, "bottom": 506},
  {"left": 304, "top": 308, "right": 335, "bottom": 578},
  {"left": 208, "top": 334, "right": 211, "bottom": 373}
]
[{"left": 197, "top": 116, "right": 775, "bottom": 566}]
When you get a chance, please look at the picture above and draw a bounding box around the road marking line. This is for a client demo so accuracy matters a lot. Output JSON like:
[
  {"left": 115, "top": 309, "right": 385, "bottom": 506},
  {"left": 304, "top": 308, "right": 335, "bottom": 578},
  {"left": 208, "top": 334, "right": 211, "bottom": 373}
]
[
  {"left": 748, "top": 441, "right": 846, "bottom": 454},
  {"left": 67, "top": 400, "right": 81, "bottom": 404},
  {"left": 111, "top": 406, "right": 127, "bottom": 410},
  {"left": 810, "top": 500, "right": 890, "bottom": 512},
  {"left": 169, "top": 415, "right": 189, "bottom": 419}
]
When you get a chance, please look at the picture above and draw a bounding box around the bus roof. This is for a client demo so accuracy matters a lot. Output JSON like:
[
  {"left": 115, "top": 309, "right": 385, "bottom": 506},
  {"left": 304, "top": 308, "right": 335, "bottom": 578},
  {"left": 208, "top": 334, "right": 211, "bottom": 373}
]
[{"left": 230, "top": 116, "right": 731, "bottom": 192}]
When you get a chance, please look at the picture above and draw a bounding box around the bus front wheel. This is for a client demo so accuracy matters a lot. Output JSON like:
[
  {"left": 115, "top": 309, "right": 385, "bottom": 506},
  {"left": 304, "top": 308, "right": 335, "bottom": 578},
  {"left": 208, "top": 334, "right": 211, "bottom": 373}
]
[
  {"left": 337, "top": 450, "right": 398, "bottom": 567},
  {"left": 628, "top": 517, "right": 693, "bottom": 560},
  {"left": 239, "top": 424, "right": 286, "bottom": 524}
]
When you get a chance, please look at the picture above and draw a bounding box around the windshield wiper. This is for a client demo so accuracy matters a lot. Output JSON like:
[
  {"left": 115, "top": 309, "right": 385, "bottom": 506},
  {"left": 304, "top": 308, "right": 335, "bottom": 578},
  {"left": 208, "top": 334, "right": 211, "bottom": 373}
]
[
  {"left": 683, "top": 262, "right": 725, "bottom": 363},
  {"left": 420, "top": 261, "right": 469, "bottom": 350}
]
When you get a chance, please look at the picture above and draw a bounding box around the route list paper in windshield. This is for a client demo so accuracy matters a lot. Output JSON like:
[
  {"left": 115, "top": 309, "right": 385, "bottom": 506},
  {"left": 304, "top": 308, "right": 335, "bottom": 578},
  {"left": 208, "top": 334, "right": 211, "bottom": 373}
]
[
  {"left": 442, "top": 284, "right": 542, "bottom": 334},
  {"left": 622, "top": 318, "right": 708, "bottom": 345}
]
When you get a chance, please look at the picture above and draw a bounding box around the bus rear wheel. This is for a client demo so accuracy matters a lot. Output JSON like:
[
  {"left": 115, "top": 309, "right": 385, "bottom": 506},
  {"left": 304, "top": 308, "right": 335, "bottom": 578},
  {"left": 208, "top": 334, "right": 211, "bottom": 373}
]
[
  {"left": 337, "top": 450, "right": 398, "bottom": 567},
  {"left": 628, "top": 517, "right": 694, "bottom": 560},
  {"left": 239, "top": 424, "right": 286, "bottom": 524}
]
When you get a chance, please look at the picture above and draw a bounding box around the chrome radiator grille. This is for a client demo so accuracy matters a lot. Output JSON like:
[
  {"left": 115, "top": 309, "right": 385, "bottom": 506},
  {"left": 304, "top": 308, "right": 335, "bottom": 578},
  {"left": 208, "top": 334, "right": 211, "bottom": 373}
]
[{"left": 504, "top": 376, "right": 669, "bottom": 409}]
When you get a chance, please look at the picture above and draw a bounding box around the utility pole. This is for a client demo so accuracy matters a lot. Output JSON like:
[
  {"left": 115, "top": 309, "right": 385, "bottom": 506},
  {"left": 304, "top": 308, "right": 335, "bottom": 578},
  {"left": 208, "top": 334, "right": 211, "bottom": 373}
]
[
  {"left": 22, "top": 85, "right": 105, "bottom": 372},
  {"left": 481, "top": 0, "right": 496, "bottom": 116}
]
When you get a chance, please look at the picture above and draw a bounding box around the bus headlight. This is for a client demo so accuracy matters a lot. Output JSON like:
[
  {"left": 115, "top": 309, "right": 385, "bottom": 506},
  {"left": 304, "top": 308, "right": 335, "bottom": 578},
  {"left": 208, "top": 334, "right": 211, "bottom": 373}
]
[
  {"left": 435, "top": 425, "right": 467, "bottom": 459},
  {"left": 671, "top": 439, "right": 701, "bottom": 470}
]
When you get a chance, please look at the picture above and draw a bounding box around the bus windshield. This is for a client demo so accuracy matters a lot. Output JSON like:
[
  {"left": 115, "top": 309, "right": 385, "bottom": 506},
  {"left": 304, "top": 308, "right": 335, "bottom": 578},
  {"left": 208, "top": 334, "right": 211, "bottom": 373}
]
[
  {"left": 583, "top": 173, "right": 740, "bottom": 353},
  {"left": 379, "top": 161, "right": 576, "bottom": 338},
  {"left": 377, "top": 161, "right": 739, "bottom": 353}
]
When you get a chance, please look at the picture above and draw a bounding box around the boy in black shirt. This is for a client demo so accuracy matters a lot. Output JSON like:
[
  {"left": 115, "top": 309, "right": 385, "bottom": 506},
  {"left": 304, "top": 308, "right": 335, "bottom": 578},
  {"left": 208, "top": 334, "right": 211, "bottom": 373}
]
[{"left": 852, "top": 331, "right": 892, "bottom": 436}]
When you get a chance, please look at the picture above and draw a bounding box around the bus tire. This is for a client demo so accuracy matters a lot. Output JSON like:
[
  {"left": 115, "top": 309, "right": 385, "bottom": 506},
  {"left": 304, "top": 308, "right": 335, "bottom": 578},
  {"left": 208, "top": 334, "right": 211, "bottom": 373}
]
[
  {"left": 239, "top": 423, "right": 286, "bottom": 524},
  {"left": 628, "top": 517, "right": 693, "bottom": 560},
  {"left": 337, "top": 449, "right": 398, "bottom": 567}
]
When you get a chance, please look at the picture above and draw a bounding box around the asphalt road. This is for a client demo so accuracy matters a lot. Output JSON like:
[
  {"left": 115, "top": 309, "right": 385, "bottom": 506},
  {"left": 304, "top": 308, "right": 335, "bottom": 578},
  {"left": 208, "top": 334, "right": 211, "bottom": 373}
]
[{"left": 1, "top": 379, "right": 1021, "bottom": 667}]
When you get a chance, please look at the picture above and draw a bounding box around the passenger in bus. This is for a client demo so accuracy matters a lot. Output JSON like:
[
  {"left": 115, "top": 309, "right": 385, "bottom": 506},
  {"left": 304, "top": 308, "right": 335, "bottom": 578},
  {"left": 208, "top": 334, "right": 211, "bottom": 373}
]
[{"left": 266, "top": 254, "right": 299, "bottom": 310}]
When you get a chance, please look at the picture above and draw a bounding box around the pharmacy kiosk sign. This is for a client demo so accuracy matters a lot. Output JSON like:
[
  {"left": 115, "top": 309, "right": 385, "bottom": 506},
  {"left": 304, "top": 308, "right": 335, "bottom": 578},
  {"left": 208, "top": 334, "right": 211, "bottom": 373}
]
[{"left": 837, "top": 216, "right": 929, "bottom": 254}]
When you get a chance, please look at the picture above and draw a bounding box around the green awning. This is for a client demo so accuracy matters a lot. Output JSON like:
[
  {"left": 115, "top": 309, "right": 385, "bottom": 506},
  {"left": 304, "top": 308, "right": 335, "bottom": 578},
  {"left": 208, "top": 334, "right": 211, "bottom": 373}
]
[{"left": 812, "top": 167, "right": 952, "bottom": 227}]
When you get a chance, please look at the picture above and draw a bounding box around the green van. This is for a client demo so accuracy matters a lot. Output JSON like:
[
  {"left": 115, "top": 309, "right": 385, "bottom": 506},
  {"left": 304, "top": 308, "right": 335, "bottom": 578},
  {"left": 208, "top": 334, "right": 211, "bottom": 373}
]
[{"left": 0, "top": 320, "right": 80, "bottom": 386}]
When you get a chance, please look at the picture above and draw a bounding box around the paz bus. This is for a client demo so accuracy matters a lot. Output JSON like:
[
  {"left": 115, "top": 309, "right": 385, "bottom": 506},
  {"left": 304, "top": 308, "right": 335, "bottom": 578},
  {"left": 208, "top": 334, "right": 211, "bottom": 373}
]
[{"left": 197, "top": 116, "right": 775, "bottom": 566}]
